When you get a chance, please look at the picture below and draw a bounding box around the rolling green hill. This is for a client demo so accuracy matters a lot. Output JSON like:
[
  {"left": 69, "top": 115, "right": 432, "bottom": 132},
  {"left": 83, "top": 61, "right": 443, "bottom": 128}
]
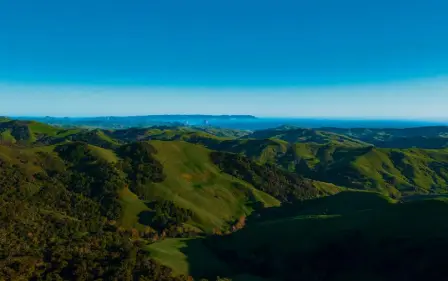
[
  {"left": 288, "top": 145, "right": 448, "bottom": 196},
  {"left": 242, "top": 126, "right": 369, "bottom": 147},
  {"left": 188, "top": 136, "right": 448, "bottom": 197},
  {"left": 119, "top": 140, "right": 281, "bottom": 233},
  {"left": 0, "top": 134, "right": 285, "bottom": 234},
  {"left": 3, "top": 119, "right": 448, "bottom": 198},
  {"left": 323, "top": 126, "right": 448, "bottom": 148},
  {"left": 106, "top": 126, "right": 244, "bottom": 143},
  {"left": 26, "top": 139, "right": 285, "bottom": 233},
  {"left": 3, "top": 119, "right": 448, "bottom": 199}
]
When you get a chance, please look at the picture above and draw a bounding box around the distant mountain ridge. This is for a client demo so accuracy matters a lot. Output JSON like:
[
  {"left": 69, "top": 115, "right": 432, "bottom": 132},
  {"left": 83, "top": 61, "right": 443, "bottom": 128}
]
[
  {"left": 13, "top": 114, "right": 257, "bottom": 129},
  {"left": 15, "top": 114, "right": 257, "bottom": 119}
]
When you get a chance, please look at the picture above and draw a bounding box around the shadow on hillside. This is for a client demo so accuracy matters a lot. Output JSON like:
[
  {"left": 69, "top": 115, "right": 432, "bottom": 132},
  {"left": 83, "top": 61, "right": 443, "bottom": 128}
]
[
  {"left": 245, "top": 191, "right": 393, "bottom": 225},
  {"left": 179, "top": 238, "right": 233, "bottom": 279},
  {"left": 138, "top": 210, "right": 155, "bottom": 226},
  {"left": 180, "top": 191, "right": 393, "bottom": 279},
  {"left": 181, "top": 197, "right": 448, "bottom": 281}
]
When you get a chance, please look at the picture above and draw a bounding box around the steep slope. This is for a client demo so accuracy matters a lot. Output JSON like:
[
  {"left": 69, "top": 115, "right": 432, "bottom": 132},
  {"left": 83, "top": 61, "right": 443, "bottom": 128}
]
[{"left": 139, "top": 141, "right": 281, "bottom": 232}]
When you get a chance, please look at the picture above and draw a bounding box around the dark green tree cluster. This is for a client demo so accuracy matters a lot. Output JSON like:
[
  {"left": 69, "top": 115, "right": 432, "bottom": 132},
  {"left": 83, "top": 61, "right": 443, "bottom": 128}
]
[
  {"left": 68, "top": 130, "right": 120, "bottom": 149},
  {"left": 0, "top": 121, "right": 32, "bottom": 145},
  {"left": 0, "top": 157, "right": 189, "bottom": 281},
  {"left": 117, "top": 142, "right": 166, "bottom": 199},
  {"left": 139, "top": 201, "right": 194, "bottom": 232},
  {"left": 56, "top": 142, "right": 125, "bottom": 220},
  {"left": 210, "top": 152, "right": 320, "bottom": 202}
]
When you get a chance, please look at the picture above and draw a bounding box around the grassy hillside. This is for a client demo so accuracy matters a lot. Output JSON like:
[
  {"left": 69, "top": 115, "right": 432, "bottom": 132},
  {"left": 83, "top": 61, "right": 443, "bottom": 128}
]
[
  {"left": 0, "top": 139, "right": 280, "bottom": 234},
  {"left": 141, "top": 141, "right": 280, "bottom": 232},
  {"left": 202, "top": 139, "right": 448, "bottom": 197},
  {"left": 0, "top": 137, "right": 284, "bottom": 234},
  {"left": 255, "top": 143, "right": 448, "bottom": 196},
  {"left": 203, "top": 138, "right": 289, "bottom": 164},
  {"left": 151, "top": 132, "right": 448, "bottom": 197},
  {"left": 3, "top": 120, "right": 448, "bottom": 198},
  {"left": 243, "top": 126, "right": 369, "bottom": 147},
  {"left": 107, "top": 126, "right": 243, "bottom": 143},
  {"left": 323, "top": 126, "right": 448, "bottom": 149}
]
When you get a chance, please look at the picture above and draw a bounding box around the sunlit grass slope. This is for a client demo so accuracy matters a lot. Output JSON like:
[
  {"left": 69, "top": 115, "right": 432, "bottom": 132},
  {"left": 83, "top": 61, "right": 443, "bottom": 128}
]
[{"left": 146, "top": 140, "right": 280, "bottom": 232}]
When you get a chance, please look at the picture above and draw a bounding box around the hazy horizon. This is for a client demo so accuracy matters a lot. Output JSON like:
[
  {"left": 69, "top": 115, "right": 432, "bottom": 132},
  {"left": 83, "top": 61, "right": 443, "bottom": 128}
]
[
  {"left": 8, "top": 114, "right": 448, "bottom": 124},
  {"left": 7, "top": 114, "right": 448, "bottom": 122}
]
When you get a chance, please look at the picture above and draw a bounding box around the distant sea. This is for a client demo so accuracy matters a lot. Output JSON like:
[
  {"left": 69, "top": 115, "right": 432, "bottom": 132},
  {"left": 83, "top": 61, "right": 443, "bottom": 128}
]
[
  {"left": 198, "top": 118, "right": 448, "bottom": 131},
  {"left": 11, "top": 116, "right": 448, "bottom": 131}
]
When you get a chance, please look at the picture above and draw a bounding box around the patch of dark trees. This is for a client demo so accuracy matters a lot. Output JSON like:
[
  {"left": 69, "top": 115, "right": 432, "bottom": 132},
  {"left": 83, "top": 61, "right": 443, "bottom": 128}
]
[
  {"left": 116, "top": 142, "right": 166, "bottom": 199},
  {"left": 210, "top": 151, "right": 320, "bottom": 202},
  {"left": 139, "top": 201, "right": 194, "bottom": 235},
  {"left": 0, "top": 160, "right": 189, "bottom": 281}
]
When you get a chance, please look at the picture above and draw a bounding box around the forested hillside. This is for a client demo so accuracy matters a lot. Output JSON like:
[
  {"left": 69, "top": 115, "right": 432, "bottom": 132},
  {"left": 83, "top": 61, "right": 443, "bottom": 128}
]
[{"left": 2, "top": 120, "right": 448, "bottom": 280}]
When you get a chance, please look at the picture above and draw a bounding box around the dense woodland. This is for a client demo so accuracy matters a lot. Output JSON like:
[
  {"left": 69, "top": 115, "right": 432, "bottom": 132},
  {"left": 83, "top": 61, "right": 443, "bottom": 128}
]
[
  {"left": 0, "top": 159, "right": 189, "bottom": 281},
  {"left": 139, "top": 201, "right": 194, "bottom": 232}
]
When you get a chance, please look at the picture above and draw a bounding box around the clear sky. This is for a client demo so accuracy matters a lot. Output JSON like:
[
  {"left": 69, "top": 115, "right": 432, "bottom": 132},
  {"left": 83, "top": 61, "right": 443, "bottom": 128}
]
[{"left": 1, "top": 0, "right": 448, "bottom": 118}]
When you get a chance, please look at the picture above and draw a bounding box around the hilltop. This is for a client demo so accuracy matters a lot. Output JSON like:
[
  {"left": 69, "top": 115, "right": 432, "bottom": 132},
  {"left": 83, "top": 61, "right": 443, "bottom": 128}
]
[{"left": 242, "top": 126, "right": 369, "bottom": 147}]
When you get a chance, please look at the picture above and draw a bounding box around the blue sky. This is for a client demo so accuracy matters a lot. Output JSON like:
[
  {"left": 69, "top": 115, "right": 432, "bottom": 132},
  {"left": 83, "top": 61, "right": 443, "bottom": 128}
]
[{"left": 1, "top": 0, "right": 448, "bottom": 118}]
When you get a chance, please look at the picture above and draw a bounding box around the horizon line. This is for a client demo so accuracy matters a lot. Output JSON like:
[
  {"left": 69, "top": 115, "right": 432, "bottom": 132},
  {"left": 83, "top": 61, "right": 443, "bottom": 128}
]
[{"left": 6, "top": 114, "right": 448, "bottom": 122}]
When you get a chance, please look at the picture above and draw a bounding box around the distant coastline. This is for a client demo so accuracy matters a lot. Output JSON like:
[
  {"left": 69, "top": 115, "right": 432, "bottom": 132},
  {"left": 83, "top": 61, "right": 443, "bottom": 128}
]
[
  {"left": 4, "top": 115, "right": 447, "bottom": 130},
  {"left": 12, "top": 114, "right": 257, "bottom": 120}
]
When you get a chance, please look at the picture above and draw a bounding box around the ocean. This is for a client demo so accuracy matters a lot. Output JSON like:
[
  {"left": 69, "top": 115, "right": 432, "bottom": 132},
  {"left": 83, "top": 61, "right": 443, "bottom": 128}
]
[{"left": 197, "top": 118, "right": 448, "bottom": 131}]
